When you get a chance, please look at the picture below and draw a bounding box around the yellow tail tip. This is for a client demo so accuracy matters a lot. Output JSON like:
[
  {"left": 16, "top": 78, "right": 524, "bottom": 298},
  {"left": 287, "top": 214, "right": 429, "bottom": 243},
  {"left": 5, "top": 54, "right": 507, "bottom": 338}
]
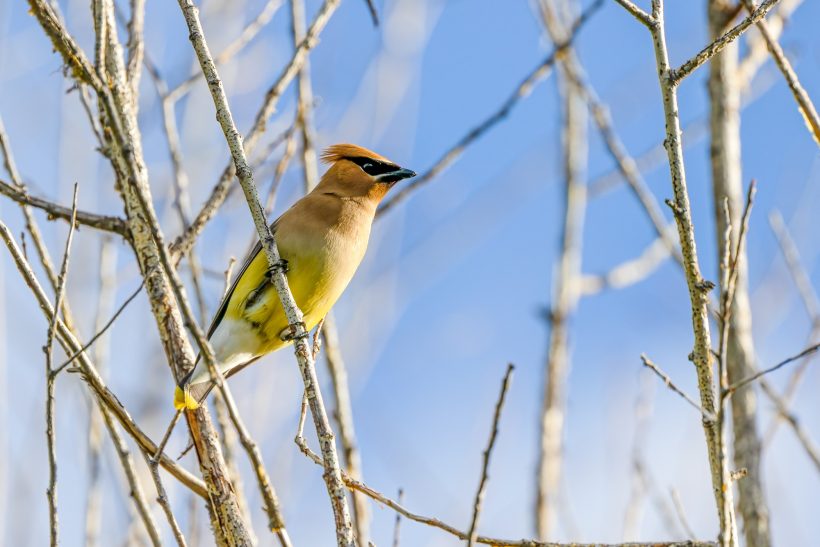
[{"left": 174, "top": 385, "right": 200, "bottom": 410}]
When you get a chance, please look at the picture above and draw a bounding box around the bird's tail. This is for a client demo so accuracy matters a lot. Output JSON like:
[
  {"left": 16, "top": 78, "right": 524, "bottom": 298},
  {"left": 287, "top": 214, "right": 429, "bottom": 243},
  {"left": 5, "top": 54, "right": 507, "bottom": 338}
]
[{"left": 173, "top": 358, "right": 211, "bottom": 411}]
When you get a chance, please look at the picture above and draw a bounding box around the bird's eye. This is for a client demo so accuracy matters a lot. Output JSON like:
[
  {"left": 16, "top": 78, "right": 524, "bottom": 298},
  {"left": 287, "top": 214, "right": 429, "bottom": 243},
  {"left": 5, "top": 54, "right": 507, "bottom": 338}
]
[{"left": 362, "top": 163, "right": 374, "bottom": 173}]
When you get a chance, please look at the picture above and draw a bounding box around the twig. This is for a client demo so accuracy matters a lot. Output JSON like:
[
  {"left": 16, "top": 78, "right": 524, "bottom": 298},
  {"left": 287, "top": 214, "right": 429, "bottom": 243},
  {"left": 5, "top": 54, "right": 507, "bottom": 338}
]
[
  {"left": 579, "top": 227, "right": 675, "bottom": 296},
  {"left": 166, "top": 0, "right": 285, "bottom": 103},
  {"left": 321, "top": 315, "right": 370, "bottom": 544},
  {"left": 377, "top": 0, "right": 605, "bottom": 217},
  {"left": 296, "top": 437, "right": 716, "bottom": 546},
  {"left": 54, "top": 282, "right": 144, "bottom": 375},
  {"left": 43, "top": 183, "right": 78, "bottom": 547},
  {"left": 535, "top": 3, "right": 588, "bottom": 536},
  {"left": 393, "top": 488, "right": 404, "bottom": 547},
  {"left": 146, "top": 453, "right": 188, "bottom": 547},
  {"left": 670, "top": 488, "right": 697, "bottom": 540},
  {"left": 758, "top": 380, "right": 820, "bottom": 472},
  {"left": 0, "top": 179, "right": 128, "bottom": 236},
  {"left": 125, "top": 0, "right": 145, "bottom": 99},
  {"left": 613, "top": 0, "right": 654, "bottom": 28},
  {"left": 615, "top": 0, "right": 737, "bottom": 541},
  {"left": 0, "top": 220, "right": 208, "bottom": 499},
  {"left": 640, "top": 355, "right": 716, "bottom": 421},
  {"left": 173, "top": 1, "right": 353, "bottom": 543},
  {"left": 361, "top": 0, "right": 378, "bottom": 26},
  {"left": 739, "top": 0, "right": 820, "bottom": 145},
  {"left": 736, "top": 0, "right": 802, "bottom": 86},
  {"left": 100, "top": 404, "right": 163, "bottom": 546},
  {"left": 467, "top": 364, "right": 514, "bottom": 546},
  {"left": 84, "top": 236, "right": 118, "bottom": 547},
  {"left": 769, "top": 211, "right": 820, "bottom": 319},
  {"left": 725, "top": 341, "right": 820, "bottom": 394},
  {"left": 671, "top": 0, "right": 782, "bottom": 84},
  {"left": 169, "top": 0, "right": 342, "bottom": 260}
]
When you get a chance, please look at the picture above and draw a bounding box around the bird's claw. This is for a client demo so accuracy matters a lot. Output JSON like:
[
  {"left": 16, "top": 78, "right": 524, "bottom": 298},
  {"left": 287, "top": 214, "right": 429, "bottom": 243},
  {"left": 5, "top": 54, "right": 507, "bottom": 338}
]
[
  {"left": 279, "top": 322, "right": 308, "bottom": 342},
  {"left": 265, "top": 258, "right": 289, "bottom": 278}
]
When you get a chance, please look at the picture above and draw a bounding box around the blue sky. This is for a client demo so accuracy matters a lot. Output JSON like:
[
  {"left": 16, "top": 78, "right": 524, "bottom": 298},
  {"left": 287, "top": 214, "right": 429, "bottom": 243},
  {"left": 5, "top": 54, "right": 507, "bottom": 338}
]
[{"left": 1, "top": 0, "right": 819, "bottom": 545}]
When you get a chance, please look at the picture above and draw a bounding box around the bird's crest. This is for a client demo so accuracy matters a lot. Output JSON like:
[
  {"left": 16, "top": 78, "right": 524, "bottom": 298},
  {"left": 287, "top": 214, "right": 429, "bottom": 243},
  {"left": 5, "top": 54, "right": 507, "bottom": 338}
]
[{"left": 321, "top": 143, "right": 392, "bottom": 165}]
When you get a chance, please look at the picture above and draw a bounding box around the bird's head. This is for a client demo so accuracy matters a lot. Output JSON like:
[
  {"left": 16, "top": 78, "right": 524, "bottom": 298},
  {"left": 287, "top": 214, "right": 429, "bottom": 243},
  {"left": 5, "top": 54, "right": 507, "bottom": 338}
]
[{"left": 317, "top": 144, "right": 416, "bottom": 203}]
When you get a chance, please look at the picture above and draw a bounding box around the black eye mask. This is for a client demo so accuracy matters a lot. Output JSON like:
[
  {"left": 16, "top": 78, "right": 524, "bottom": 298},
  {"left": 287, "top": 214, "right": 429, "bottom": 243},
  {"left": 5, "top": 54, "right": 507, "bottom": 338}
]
[{"left": 348, "top": 156, "right": 401, "bottom": 177}]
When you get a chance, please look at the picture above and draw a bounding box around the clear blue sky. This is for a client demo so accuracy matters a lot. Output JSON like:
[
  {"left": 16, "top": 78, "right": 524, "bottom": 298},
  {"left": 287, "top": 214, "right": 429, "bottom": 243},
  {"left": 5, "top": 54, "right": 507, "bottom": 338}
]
[{"left": 1, "top": 0, "right": 819, "bottom": 545}]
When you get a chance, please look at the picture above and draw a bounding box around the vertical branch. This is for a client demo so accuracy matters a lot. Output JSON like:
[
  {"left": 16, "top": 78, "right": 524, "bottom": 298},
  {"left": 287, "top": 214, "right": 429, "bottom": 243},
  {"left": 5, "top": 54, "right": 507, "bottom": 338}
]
[
  {"left": 172, "top": 1, "right": 354, "bottom": 543},
  {"left": 467, "top": 364, "right": 514, "bottom": 547},
  {"left": 43, "top": 184, "right": 78, "bottom": 547},
  {"left": 707, "top": 2, "right": 770, "bottom": 544},
  {"left": 641, "top": 1, "right": 737, "bottom": 543},
  {"left": 535, "top": 0, "right": 588, "bottom": 539},
  {"left": 85, "top": 237, "right": 118, "bottom": 547}
]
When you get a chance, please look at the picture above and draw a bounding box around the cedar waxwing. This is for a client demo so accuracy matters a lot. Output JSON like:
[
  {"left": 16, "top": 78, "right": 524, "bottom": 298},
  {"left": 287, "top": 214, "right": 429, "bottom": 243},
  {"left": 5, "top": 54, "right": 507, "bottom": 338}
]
[{"left": 174, "top": 144, "right": 415, "bottom": 409}]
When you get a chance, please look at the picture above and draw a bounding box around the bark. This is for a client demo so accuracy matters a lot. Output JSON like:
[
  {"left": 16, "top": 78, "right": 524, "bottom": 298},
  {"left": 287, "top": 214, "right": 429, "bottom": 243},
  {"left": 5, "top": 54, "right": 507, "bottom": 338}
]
[{"left": 708, "top": 3, "right": 770, "bottom": 546}]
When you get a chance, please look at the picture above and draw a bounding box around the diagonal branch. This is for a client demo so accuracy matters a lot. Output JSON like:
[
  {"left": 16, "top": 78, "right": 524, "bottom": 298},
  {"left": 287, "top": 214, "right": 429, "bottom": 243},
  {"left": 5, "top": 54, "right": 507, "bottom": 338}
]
[
  {"left": 739, "top": 0, "right": 820, "bottom": 145},
  {"left": 172, "top": 0, "right": 354, "bottom": 543},
  {"left": 671, "top": 0, "right": 781, "bottom": 85}
]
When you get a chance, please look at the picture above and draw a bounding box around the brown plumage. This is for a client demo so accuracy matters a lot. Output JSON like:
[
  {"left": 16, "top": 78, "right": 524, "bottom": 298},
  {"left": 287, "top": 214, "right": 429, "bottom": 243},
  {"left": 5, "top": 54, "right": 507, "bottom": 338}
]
[{"left": 175, "top": 144, "right": 415, "bottom": 409}]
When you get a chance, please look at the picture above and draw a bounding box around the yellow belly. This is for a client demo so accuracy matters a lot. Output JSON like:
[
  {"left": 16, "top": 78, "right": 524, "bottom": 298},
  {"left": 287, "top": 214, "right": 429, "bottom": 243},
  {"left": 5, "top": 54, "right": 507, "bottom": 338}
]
[{"left": 222, "top": 235, "right": 357, "bottom": 358}]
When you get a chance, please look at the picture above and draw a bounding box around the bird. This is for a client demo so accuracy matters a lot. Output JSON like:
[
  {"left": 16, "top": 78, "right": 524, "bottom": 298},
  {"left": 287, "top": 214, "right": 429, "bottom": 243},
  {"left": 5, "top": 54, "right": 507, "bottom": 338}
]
[{"left": 174, "top": 144, "right": 415, "bottom": 410}]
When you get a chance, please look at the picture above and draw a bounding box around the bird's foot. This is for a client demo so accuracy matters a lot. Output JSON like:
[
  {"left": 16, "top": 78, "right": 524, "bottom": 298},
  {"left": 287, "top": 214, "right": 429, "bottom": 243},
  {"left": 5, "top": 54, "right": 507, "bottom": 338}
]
[
  {"left": 265, "top": 258, "right": 289, "bottom": 279},
  {"left": 279, "top": 322, "right": 309, "bottom": 342}
]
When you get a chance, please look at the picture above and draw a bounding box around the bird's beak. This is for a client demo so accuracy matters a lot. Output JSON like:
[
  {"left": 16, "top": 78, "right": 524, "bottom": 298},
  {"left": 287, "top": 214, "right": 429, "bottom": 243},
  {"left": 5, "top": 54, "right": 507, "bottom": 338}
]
[{"left": 376, "top": 167, "right": 417, "bottom": 185}]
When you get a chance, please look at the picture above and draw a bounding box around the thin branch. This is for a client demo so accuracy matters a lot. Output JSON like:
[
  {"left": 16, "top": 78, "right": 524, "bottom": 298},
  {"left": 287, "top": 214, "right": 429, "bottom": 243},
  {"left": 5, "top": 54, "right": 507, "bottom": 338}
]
[
  {"left": 99, "top": 405, "right": 163, "bottom": 546},
  {"left": 739, "top": 0, "right": 820, "bottom": 145},
  {"left": 169, "top": 0, "right": 342, "bottom": 260},
  {"left": 166, "top": 0, "right": 285, "bottom": 103},
  {"left": 758, "top": 380, "right": 820, "bottom": 472},
  {"left": 377, "top": 0, "right": 605, "bottom": 217},
  {"left": 295, "top": 437, "right": 715, "bottom": 547},
  {"left": 392, "top": 488, "right": 405, "bottom": 547},
  {"left": 736, "top": 0, "right": 802, "bottom": 86},
  {"left": 0, "top": 220, "right": 208, "bottom": 499},
  {"left": 613, "top": 0, "right": 654, "bottom": 28},
  {"left": 671, "top": 0, "right": 781, "bottom": 85},
  {"left": 0, "top": 179, "right": 129, "bottom": 236},
  {"left": 172, "top": 1, "right": 353, "bottom": 543},
  {"left": 725, "top": 341, "right": 820, "bottom": 394},
  {"left": 633, "top": 2, "right": 737, "bottom": 541},
  {"left": 84, "top": 236, "right": 118, "bottom": 547},
  {"left": 670, "top": 488, "right": 697, "bottom": 540},
  {"left": 145, "top": 455, "right": 188, "bottom": 547},
  {"left": 42, "top": 184, "right": 78, "bottom": 547},
  {"left": 580, "top": 227, "right": 674, "bottom": 296},
  {"left": 125, "top": 0, "right": 145, "bottom": 99},
  {"left": 54, "top": 282, "right": 144, "bottom": 375},
  {"left": 768, "top": 210, "right": 820, "bottom": 320},
  {"left": 467, "top": 364, "right": 514, "bottom": 547},
  {"left": 640, "top": 355, "right": 716, "bottom": 422}
]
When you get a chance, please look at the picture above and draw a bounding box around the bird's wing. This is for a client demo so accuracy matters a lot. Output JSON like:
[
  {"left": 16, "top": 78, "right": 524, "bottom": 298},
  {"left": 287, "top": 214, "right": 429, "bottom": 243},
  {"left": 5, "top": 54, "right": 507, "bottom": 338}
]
[{"left": 206, "top": 221, "right": 278, "bottom": 339}]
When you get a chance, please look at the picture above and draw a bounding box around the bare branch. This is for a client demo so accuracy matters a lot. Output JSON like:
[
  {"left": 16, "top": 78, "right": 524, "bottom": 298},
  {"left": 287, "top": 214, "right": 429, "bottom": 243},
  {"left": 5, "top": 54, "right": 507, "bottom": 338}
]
[
  {"left": 0, "top": 220, "right": 208, "bottom": 499},
  {"left": 0, "top": 179, "right": 129, "bottom": 236},
  {"left": 671, "top": 0, "right": 781, "bottom": 85},
  {"left": 296, "top": 438, "right": 715, "bottom": 547},
  {"left": 613, "top": 0, "right": 655, "bottom": 28},
  {"left": 172, "top": 0, "right": 353, "bottom": 543},
  {"left": 641, "top": 355, "right": 716, "bottom": 421},
  {"left": 726, "top": 341, "right": 820, "bottom": 394},
  {"left": 42, "top": 183, "right": 78, "bottom": 547},
  {"left": 166, "top": 0, "right": 285, "bottom": 103},
  {"left": 377, "top": 0, "right": 605, "bottom": 217},
  {"left": 739, "top": 0, "right": 820, "bottom": 145},
  {"left": 467, "top": 364, "right": 514, "bottom": 547},
  {"left": 169, "top": 0, "right": 342, "bottom": 259}
]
